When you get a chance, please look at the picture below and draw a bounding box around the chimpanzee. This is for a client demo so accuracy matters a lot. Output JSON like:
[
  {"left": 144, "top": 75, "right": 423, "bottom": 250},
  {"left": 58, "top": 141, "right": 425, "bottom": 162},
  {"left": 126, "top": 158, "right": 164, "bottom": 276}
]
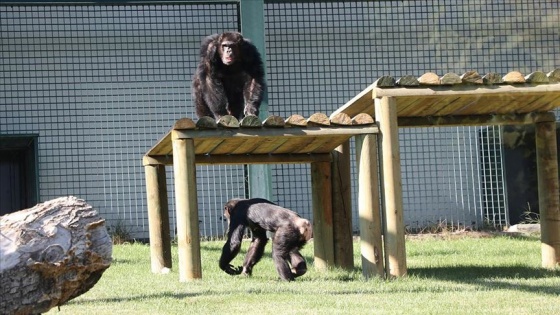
[
  {"left": 219, "top": 198, "right": 312, "bottom": 281},
  {"left": 192, "top": 32, "right": 266, "bottom": 120}
]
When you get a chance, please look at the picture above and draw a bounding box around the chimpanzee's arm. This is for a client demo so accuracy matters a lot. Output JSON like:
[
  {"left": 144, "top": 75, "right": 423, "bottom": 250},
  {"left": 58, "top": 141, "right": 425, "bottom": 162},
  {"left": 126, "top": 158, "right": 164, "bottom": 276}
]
[{"left": 219, "top": 222, "right": 245, "bottom": 275}]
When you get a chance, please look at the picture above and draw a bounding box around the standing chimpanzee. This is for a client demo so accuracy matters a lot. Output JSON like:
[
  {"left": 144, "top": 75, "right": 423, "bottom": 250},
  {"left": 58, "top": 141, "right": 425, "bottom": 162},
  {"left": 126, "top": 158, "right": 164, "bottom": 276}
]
[
  {"left": 219, "top": 198, "right": 312, "bottom": 281},
  {"left": 192, "top": 32, "right": 266, "bottom": 120}
]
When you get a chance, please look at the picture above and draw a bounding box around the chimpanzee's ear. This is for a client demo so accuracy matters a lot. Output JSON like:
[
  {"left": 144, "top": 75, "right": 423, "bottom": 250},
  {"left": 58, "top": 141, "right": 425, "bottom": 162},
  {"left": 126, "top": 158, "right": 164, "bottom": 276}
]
[
  {"left": 224, "top": 205, "right": 234, "bottom": 216},
  {"left": 207, "top": 41, "right": 219, "bottom": 63}
]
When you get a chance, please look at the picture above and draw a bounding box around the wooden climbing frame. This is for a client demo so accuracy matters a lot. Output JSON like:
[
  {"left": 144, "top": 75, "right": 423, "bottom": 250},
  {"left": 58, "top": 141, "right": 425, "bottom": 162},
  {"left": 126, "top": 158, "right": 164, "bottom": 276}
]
[{"left": 143, "top": 113, "right": 383, "bottom": 281}]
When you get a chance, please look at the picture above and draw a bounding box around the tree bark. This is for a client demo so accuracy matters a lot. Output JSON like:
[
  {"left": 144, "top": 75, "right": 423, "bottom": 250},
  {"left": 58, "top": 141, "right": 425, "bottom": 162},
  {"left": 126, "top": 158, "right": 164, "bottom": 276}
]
[{"left": 0, "top": 196, "right": 112, "bottom": 315}]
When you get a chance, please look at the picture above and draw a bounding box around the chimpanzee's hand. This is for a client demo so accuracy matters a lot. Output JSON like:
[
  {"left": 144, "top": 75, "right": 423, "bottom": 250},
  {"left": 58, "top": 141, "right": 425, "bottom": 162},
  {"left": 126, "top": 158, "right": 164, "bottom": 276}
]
[{"left": 223, "top": 264, "right": 242, "bottom": 275}]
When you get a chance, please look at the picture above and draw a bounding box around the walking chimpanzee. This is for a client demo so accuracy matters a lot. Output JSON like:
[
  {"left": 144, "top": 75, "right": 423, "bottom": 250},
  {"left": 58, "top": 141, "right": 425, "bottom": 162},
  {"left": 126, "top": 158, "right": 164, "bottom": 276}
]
[{"left": 219, "top": 198, "right": 312, "bottom": 281}]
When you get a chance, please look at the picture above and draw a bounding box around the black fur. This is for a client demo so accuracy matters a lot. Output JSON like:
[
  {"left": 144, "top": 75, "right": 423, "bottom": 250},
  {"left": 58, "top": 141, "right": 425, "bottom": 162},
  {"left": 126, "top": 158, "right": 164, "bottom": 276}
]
[
  {"left": 192, "top": 32, "right": 265, "bottom": 120},
  {"left": 219, "top": 198, "right": 311, "bottom": 281}
]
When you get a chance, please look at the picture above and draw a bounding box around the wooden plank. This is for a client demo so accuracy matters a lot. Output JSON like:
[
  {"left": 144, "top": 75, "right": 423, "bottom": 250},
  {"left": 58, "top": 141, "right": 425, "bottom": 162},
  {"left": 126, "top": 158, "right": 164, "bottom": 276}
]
[
  {"left": 144, "top": 153, "right": 333, "bottom": 165},
  {"left": 509, "top": 93, "right": 558, "bottom": 114},
  {"left": 329, "top": 112, "right": 352, "bottom": 125},
  {"left": 525, "top": 71, "right": 549, "bottom": 84},
  {"left": 285, "top": 114, "right": 308, "bottom": 127},
  {"left": 145, "top": 133, "right": 173, "bottom": 156},
  {"left": 440, "top": 72, "right": 462, "bottom": 85},
  {"left": 230, "top": 137, "right": 267, "bottom": 154},
  {"left": 311, "top": 161, "right": 334, "bottom": 271},
  {"left": 217, "top": 115, "right": 240, "bottom": 128},
  {"left": 372, "top": 83, "right": 560, "bottom": 99},
  {"left": 375, "top": 96, "right": 406, "bottom": 278},
  {"left": 418, "top": 72, "right": 440, "bottom": 85},
  {"left": 548, "top": 69, "right": 560, "bottom": 83},
  {"left": 172, "top": 135, "right": 202, "bottom": 281},
  {"left": 503, "top": 71, "right": 525, "bottom": 83},
  {"left": 401, "top": 96, "right": 446, "bottom": 117},
  {"left": 330, "top": 82, "right": 376, "bottom": 118},
  {"left": 331, "top": 141, "right": 354, "bottom": 270},
  {"left": 295, "top": 136, "right": 338, "bottom": 154},
  {"left": 175, "top": 125, "right": 380, "bottom": 140},
  {"left": 535, "top": 120, "right": 560, "bottom": 268},
  {"left": 194, "top": 138, "right": 224, "bottom": 154},
  {"left": 461, "top": 70, "right": 482, "bottom": 84},
  {"left": 272, "top": 136, "right": 317, "bottom": 154},
  {"left": 397, "top": 112, "right": 556, "bottom": 127},
  {"left": 351, "top": 113, "right": 375, "bottom": 125},
  {"left": 482, "top": 72, "right": 503, "bottom": 85},
  {"left": 145, "top": 164, "right": 172, "bottom": 273},
  {"left": 195, "top": 116, "right": 218, "bottom": 129},
  {"left": 396, "top": 75, "right": 419, "bottom": 87},
  {"left": 307, "top": 113, "right": 330, "bottom": 126},
  {"left": 263, "top": 115, "right": 285, "bottom": 127},
  {"left": 355, "top": 134, "right": 384, "bottom": 278},
  {"left": 429, "top": 96, "right": 472, "bottom": 116},
  {"left": 240, "top": 115, "right": 262, "bottom": 127},
  {"left": 173, "top": 118, "right": 196, "bottom": 130},
  {"left": 250, "top": 137, "right": 290, "bottom": 154},
  {"left": 308, "top": 136, "right": 354, "bottom": 154},
  {"left": 376, "top": 75, "right": 396, "bottom": 87},
  {"left": 143, "top": 155, "right": 170, "bottom": 166},
  {"left": 209, "top": 138, "right": 252, "bottom": 155}
]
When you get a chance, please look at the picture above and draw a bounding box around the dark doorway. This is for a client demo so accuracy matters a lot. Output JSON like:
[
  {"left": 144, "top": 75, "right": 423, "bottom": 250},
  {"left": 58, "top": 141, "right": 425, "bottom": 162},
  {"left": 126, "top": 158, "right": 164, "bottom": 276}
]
[{"left": 0, "top": 136, "right": 38, "bottom": 215}]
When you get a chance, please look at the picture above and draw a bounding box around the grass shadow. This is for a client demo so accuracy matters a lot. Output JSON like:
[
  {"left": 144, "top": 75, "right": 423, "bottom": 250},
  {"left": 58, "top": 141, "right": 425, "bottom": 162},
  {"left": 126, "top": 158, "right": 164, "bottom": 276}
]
[
  {"left": 65, "top": 292, "right": 200, "bottom": 305},
  {"left": 410, "top": 265, "right": 560, "bottom": 295}
]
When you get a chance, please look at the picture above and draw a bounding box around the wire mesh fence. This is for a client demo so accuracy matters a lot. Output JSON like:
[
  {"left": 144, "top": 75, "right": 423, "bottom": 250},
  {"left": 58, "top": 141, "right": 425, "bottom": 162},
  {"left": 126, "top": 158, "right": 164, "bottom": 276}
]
[{"left": 1, "top": 0, "right": 558, "bottom": 239}]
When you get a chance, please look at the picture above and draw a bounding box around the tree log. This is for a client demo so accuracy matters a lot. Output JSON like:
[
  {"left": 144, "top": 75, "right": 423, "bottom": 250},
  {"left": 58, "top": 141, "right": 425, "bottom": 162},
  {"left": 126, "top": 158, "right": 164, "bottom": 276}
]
[{"left": 0, "top": 196, "right": 112, "bottom": 315}]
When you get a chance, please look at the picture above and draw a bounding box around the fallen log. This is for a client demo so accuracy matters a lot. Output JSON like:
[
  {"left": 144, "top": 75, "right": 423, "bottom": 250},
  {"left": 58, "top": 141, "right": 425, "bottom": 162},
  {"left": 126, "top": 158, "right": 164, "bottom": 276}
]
[{"left": 0, "top": 196, "right": 112, "bottom": 315}]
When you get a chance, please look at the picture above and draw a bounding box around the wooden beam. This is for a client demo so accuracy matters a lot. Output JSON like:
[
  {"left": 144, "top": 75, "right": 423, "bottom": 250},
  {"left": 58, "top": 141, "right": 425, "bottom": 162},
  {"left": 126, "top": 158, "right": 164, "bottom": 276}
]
[
  {"left": 311, "top": 161, "right": 334, "bottom": 270},
  {"left": 144, "top": 153, "right": 333, "bottom": 166},
  {"left": 375, "top": 96, "right": 407, "bottom": 278},
  {"left": 372, "top": 83, "right": 560, "bottom": 98},
  {"left": 172, "top": 133, "right": 202, "bottom": 281},
  {"left": 535, "top": 120, "right": 560, "bottom": 268},
  {"left": 397, "top": 112, "right": 557, "bottom": 127},
  {"left": 173, "top": 126, "right": 380, "bottom": 140},
  {"left": 355, "top": 133, "right": 384, "bottom": 279},
  {"left": 144, "top": 164, "right": 172, "bottom": 274},
  {"left": 331, "top": 141, "right": 354, "bottom": 270}
]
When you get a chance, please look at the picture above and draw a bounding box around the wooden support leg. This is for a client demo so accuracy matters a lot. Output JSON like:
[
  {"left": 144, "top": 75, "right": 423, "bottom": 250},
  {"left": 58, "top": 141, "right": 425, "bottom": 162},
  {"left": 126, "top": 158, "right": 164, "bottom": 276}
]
[
  {"left": 375, "top": 96, "right": 407, "bottom": 277},
  {"left": 535, "top": 120, "right": 560, "bottom": 268},
  {"left": 145, "top": 164, "right": 172, "bottom": 273},
  {"left": 172, "top": 134, "right": 202, "bottom": 281},
  {"left": 331, "top": 141, "right": 354, "bottom": 270},
  {"left": 311, "top": 161, "right": 334, "bottom": 270},
  {"left": 355, "top": 134, "right": 385, "bottom": 278}
]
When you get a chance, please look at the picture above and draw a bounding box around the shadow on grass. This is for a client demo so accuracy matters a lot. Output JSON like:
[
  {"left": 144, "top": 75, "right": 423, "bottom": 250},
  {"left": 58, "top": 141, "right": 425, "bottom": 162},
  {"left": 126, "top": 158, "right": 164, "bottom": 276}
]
[
  {"left": 409, "top": 265, "right": 560, "bottom": 295},
  {"left": 66, "top": 292, "right": 201, "bottom": 305}
]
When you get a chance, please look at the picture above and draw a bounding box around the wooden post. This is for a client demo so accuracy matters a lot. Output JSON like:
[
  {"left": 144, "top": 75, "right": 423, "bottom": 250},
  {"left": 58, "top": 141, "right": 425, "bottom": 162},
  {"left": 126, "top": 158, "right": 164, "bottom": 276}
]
[
  {"left": 311, "top": 161, "right": 334, "bottom": 270},
  {"left": 535, "top": 120, "right": 560, "bottom": 268},
  {"left": 355, "top": 133, "right": 385, "bottom": 278},
  {"left": 375, "top": 96, "right": 407, "bottom": 277},
  {"left": 172, "top": 133, "right": 202, "bottom": 281},
  {"left": 331, "top": 141, "right": 354, "bottom": 270},
  {"left": 145, "top": 164, "right": 172, "bottom": 273}
]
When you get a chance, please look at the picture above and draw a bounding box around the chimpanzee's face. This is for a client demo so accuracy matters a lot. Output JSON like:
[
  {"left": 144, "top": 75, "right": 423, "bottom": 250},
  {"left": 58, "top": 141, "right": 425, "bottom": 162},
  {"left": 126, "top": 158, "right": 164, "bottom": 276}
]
[{"left": 220, "top": 41, "right": 237, "bottom": 65}]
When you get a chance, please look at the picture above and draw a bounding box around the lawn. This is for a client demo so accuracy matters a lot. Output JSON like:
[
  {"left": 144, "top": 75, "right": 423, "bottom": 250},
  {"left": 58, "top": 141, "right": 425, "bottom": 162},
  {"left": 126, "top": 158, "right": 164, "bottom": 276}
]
[{"left": 47, "top": 233, "right": 559, "bottom": 315}]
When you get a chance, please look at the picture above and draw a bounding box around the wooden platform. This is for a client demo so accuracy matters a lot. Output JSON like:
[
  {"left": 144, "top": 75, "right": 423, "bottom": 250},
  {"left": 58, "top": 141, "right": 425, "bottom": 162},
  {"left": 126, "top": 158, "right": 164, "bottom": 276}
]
[
  {"left": 143, "top": 113, "right": 383, "bottom": 281},
  {"left": 334, "top": 69, "right": 560, "bottom": 276},
  {"left": 144, "top": 69, "right": 560, "bottom": 281},
  {"left": 334, "top": 70, "right": 560, "bottom": 121}
]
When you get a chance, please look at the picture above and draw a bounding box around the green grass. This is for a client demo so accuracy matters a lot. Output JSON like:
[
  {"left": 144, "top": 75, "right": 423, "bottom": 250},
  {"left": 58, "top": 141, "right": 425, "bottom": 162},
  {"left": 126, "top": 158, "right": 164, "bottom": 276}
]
[{"left": 47, "top": 234, "right": 559, "bottom": 315}]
